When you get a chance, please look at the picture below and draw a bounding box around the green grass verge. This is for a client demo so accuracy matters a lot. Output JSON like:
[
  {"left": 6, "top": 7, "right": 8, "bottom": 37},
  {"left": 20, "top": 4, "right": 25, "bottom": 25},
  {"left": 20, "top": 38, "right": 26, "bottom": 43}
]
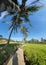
[
  {"left": 23, "top": 44, "right": 46, "bottom": 65},
  {"left": 0, "top": 44, "right": 19, "bottom": 65}
]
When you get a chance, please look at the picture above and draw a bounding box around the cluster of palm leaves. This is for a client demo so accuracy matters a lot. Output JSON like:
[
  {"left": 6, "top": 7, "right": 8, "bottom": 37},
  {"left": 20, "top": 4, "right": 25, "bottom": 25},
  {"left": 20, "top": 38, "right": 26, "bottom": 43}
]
[{"left": 0, "top": 0, "right": 42, "bottom": 44}]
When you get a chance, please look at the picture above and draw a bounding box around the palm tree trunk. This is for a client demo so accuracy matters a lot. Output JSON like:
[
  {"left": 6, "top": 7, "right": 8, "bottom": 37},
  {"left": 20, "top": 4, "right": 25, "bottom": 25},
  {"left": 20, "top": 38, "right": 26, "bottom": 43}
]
[{"left": 7, "top": 28, "right": 13, "bottom": 45}]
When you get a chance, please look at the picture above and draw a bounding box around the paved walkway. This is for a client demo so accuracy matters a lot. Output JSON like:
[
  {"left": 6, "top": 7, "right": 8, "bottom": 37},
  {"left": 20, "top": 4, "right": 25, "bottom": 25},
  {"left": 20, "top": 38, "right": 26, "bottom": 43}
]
[
  {"left": 16, "top": 48, "right": 25, "bottom": 65},
  {"left": 7, "top": 46, "right": 25, "bottom": 65},
  {"left": 7, "top": 56, "right": 13, "bottom": 65}
]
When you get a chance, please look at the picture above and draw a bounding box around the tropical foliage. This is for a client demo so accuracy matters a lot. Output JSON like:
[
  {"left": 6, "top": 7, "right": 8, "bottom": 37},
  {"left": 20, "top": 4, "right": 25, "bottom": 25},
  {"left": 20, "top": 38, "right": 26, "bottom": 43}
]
[
  {"left": 0, "top": 44, "right": 19, "bottom": 65},
  {"left": 0, "top": 0, "right": 42, "bottom": 44}
]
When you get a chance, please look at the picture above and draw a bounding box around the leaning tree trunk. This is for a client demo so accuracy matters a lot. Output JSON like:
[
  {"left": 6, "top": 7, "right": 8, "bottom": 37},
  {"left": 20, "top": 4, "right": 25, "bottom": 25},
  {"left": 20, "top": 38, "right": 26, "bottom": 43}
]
[{"left": 7, "top": 28, "right": 13, "bottom": 45}]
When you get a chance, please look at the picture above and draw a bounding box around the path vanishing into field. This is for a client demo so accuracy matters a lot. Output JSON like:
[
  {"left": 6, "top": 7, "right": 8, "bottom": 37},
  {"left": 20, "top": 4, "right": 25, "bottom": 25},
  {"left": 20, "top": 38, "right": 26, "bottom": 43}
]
[{"left": 7, "top": 45, "right": 25, "bottom": 65}]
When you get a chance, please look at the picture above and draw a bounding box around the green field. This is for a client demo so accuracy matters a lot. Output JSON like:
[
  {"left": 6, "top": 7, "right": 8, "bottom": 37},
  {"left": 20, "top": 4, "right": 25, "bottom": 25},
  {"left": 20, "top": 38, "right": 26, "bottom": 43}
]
[{"left": 23, "top": 44, "right": 46, "bottom": 65}]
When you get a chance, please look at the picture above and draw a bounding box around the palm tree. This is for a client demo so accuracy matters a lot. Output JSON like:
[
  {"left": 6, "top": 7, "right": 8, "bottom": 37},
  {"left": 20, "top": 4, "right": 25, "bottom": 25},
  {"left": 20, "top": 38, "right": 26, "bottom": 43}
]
[
  {"left": 7, "top": 15, "right": 23, "bottom": 44},
  {"left": 21, "top": 26, "right": 28, "bottom": 43},
  {"left": 0, "top": 0, "right": 42, "bottom": 44}
]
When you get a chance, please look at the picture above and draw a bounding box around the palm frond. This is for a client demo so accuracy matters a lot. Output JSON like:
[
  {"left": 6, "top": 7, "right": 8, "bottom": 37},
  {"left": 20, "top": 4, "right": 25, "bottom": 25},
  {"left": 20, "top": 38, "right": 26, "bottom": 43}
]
[
  {"left": 23, "top": 15, "right": 29, "bottom": 22},
  {"left": 21, "top": 15, "right": 32, "bottom": 27},
  {"left": 22, "top": 0, "right": 27, "bottom": 6},
  {"left": 21, "top": 26, "right": 28, "bottom": 33},
  {"left": 3, "top": 21, "right": 12, "bottom": 24},
  {"left": 9, "top": 24, "right": 13, "bottom": 30},
  {"left": 29, "top": 22, "right": 32, "bottom": 27},
  {"left": 13, "top": 26, "right": 17, "bottom": 33},
  {"left": 26, "top": 5, "right": 42, "bottom": 12},
  {"left": 31, "top": 0, "right": 39, "bottom": 4}
]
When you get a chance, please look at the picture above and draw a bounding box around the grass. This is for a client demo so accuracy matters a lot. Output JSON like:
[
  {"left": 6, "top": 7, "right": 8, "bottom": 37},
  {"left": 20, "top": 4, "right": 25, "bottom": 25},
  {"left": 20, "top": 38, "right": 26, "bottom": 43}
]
[
  {"left": 23, "top": 43, "right": 46, "bottom": 65},
  {"left": 0, "top": 43, "right": 19, "bottom": 65}
]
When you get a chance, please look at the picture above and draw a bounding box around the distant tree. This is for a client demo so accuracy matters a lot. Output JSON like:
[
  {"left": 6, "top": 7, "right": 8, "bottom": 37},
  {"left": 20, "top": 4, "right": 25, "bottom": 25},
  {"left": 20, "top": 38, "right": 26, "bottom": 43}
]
[
  {"left": 41, "top": 38, "right": 46, "bottom": 43},
  {"left": 41, "top": 38, "right": 44, "bottom": 42},
  {"left": 30, "top": 38, "right": 39, "bottom": 43},
  {"left": 21, "top": 26, "right": 28, "bottom": 43},
  {"left": 0, "top": 35, "right": 3, "bottom": 38}
]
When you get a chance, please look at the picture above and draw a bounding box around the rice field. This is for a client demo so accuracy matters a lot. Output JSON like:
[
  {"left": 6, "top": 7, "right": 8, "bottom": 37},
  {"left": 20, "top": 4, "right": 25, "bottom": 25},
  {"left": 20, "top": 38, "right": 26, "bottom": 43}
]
[{"left": 23, "top": 44, "right": 46, "bottom": 65}]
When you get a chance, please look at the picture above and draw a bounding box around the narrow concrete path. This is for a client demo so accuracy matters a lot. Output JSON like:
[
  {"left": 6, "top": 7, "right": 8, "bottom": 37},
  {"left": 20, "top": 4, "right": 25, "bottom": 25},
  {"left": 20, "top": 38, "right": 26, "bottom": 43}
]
[
  {"left": 16, "top": 48, "right": 25, "bottom": 65},
  {"left": 7, "top": 45, "right": 25, "bottom": 65},
  {"left": 7, "top": 56, "right": 13, "bottom": 65}
]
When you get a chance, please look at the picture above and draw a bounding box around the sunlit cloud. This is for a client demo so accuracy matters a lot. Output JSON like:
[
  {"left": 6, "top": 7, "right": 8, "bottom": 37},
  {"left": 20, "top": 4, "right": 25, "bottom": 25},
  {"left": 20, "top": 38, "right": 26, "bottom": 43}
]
[{"left": 0, "top": 11, "right": 8, "bottom": 20}]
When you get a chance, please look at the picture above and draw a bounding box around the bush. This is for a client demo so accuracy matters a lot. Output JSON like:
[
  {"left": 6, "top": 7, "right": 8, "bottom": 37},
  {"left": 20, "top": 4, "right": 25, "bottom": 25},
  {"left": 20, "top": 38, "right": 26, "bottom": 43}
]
[{"left": 0, "top": 44, "right": 18, "bottom": 65}]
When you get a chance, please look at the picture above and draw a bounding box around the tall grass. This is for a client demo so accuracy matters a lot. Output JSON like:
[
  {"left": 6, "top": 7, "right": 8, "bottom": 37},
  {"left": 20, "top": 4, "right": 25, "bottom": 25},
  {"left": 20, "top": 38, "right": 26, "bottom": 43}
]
[{"left": 23, "top": 44, "right": 46, "bottom": 65}]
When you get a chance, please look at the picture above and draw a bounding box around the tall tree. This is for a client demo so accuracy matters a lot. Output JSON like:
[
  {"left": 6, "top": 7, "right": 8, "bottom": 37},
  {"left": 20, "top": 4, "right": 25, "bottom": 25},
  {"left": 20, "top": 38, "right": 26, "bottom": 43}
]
[
  {"left": 7, "top": 15, "right": 23, "bottom": 44},
  {"left": 0, "top": 0, "right": 42, "bottom": 44}
]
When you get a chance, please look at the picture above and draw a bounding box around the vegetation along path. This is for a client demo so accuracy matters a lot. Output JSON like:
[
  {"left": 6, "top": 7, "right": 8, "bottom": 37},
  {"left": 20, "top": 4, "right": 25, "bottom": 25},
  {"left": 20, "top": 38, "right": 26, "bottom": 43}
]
[{"left": 7, "top": 45, "right": 25, "bottom": 65}]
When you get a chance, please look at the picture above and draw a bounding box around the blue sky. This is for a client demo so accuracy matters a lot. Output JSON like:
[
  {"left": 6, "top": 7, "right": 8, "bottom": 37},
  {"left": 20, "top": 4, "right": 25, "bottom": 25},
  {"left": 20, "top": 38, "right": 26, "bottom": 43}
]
[{"left": 0, "top": 0, "right": 46, "bottom": 41}]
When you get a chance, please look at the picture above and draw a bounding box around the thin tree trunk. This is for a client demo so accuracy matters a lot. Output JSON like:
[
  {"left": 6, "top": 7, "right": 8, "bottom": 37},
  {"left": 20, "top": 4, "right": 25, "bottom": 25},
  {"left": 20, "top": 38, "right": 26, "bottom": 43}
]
[{"left": 7, "top": 28, "right": 13, "bottom": 45}]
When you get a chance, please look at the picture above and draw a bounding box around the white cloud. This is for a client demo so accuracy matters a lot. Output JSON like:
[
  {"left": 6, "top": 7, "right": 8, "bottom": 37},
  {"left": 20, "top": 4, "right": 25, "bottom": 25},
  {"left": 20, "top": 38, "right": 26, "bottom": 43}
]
[{"left": 0, "top": 11, "right": 8, "bottom": 19}]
